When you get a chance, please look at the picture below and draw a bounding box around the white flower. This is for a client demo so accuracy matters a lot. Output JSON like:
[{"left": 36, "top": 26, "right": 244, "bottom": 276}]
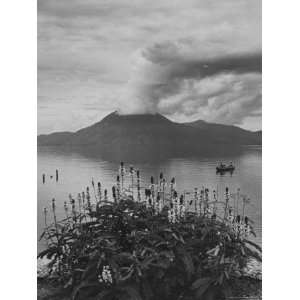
[{"left": 99, "top": 265, "right": 113, "bottom": 284}]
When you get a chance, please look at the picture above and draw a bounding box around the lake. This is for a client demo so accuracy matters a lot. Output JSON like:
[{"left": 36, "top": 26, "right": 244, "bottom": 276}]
[{"left": 37, "top": 146, "right": 261, "bottom": 252}]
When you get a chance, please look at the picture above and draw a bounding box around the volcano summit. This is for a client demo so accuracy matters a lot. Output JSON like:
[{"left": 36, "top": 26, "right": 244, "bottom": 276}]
[{"left": 38, "top": 112, "right": 261, "bottom": 160}]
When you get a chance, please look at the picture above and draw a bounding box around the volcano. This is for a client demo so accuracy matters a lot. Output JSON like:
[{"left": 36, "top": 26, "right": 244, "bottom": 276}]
[{"left": 38, "top": 112, "right": 261, "bottom": 160}]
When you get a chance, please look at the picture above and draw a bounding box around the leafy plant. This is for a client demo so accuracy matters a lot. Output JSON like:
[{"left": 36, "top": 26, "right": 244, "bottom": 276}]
[{"left": 39, "top": 166, "right": 261, "bottom": 300}]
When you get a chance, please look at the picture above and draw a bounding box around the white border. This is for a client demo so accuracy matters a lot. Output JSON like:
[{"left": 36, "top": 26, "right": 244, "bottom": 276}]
[
  {"left": 0, "top": 1, "right": 37, "bottom": 299},
  {"left": 263, "top": 0, "right": 300, "bottom": 299},
  {"left": 0, "top": 0, "right": 300, "bottom": 299}
]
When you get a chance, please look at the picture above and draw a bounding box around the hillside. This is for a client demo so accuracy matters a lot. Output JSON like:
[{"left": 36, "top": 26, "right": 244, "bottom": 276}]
[{"left": 38, "top": 112, "right": 261, "bottom": 159}]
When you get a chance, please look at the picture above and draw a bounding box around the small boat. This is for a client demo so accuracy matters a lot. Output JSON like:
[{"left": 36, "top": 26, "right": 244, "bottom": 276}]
[{"left": 216, "top": 164, "right": 235, "bottom": 173}]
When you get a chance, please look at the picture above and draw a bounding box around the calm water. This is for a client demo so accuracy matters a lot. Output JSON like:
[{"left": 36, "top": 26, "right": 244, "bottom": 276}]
[{"left": 37, "top": 146, "right": 261, "bottom": 252}]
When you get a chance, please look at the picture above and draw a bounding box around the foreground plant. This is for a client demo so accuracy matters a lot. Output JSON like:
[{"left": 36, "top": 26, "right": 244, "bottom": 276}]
[
  {"left": 39, "top": 197, "right": 261, "bottom": 300},
  {"left": 39, "top": 163, "right": 261, "bottom": 299}
]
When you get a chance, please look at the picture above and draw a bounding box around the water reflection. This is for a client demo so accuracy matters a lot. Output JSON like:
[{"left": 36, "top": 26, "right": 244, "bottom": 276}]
[
  {"left": 37, "top": 144, "right": 256, "bottom": 163},
  {"left": 216, "top": 170, "right": 234, "bottom": 176}
]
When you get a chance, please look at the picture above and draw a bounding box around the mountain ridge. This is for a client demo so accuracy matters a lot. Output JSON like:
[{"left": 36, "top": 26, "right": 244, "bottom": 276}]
[
  {"left": 38, "top": 112, "right": 261, "bottom": 159},
  {"left": 38, "top": 112, "right": 260, "bottom": 136}
]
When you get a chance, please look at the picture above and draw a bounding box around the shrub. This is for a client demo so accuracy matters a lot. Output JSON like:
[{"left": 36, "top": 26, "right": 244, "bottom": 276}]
[{"left": 39, "top": 196, "right": 261, "bottom": 300}]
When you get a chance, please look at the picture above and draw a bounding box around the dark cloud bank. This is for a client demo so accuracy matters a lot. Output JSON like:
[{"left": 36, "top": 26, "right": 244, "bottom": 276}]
[{"left": 119, "top": 40, "right": 261, "bottom": 127}]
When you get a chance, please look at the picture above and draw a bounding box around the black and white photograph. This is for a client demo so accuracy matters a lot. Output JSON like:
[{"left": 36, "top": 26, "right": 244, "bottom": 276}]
[
  {"left": 36, "top": 1, "right": 262, "bottom": 299},
  {"left": 4, "top": 0, "right": 300, "bottom": 299}
]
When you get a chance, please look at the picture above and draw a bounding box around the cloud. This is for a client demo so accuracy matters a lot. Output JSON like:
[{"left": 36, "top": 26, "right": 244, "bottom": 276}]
[
  {"left": 118, "top": 40, "right": 261, "bottom": 127},
  {"left": 38, "top": 0, "right": 261, "bottom": 133},
  {"left": 160, "top": 73, "right": 262, "bottom": 125}
]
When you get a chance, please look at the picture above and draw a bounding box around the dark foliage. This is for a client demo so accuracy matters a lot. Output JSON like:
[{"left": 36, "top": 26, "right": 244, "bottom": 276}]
[{"left": 39, "top": 197, "right": 261, "bottom": 300}]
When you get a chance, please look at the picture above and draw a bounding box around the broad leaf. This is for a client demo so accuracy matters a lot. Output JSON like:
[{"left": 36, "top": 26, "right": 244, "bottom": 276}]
[{"left": 191, "top": 277, "right": 212, "bottom": 290}]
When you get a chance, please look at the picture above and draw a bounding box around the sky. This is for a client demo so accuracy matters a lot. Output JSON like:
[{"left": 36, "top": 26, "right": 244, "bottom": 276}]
[{"left": 38, "top": 0, "right": 261, "bottom": 134}]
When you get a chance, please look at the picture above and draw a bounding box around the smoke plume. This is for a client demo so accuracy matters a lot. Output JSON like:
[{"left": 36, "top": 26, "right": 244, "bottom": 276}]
[{"left": 118, "top": 40, "right": 261, "bottom": 126}]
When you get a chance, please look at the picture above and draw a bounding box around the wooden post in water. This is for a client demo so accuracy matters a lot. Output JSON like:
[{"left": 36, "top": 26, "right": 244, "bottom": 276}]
[
  {"left": 55, "top": 169, "right": 58, "bottom": 182},
  {"left": 42, "top": 174, "right": 45, "bottom": 184}
]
